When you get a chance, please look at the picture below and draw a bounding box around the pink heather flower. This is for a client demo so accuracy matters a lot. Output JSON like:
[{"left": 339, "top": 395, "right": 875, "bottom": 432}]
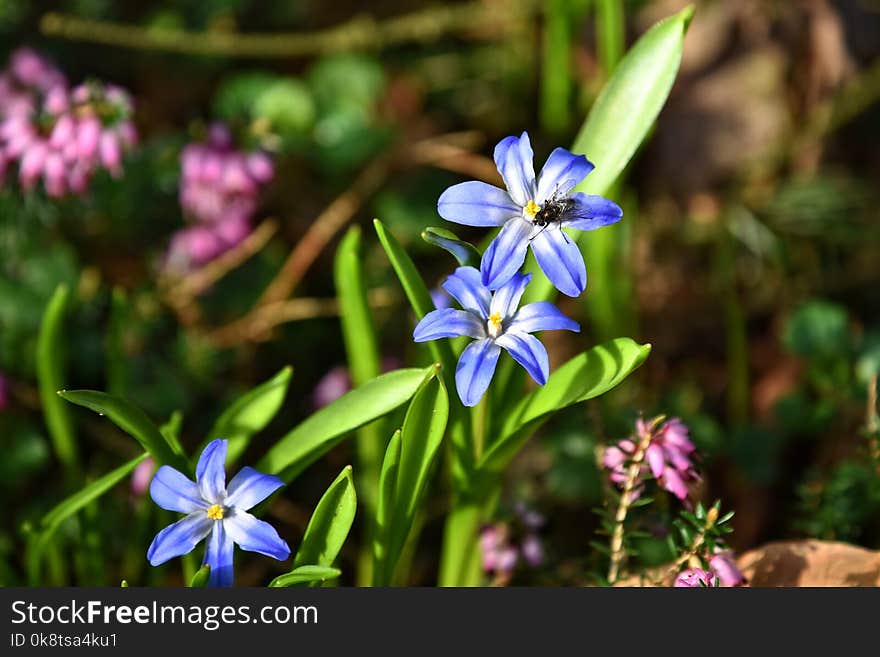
[
  {"left": 0, "top": 50, "right": 136, "bottom": 197},
  {"left": 674, "top": 568, "right": 717, "bottom": 588},
  {"left": 168, "top": 123, "right": 274, "bottom": 273},
  {"left": 0, "top": 373, "right": 9, "bottom": 410},
  {"left": 603, "top": 417, "right": 700, "bottom": 503},
  {"left": 709, "top": 549, "right": 746, "bottom": 587},
  {"left": 520, "top": 534, "right": 544, "bottom": 567},
  {"left": 131, "top": 457, "right": 157, "bottom": 497},
  {"left": 312, "top": 366, "right": 352, "bottom": 409},
  {"left": 480, "top": 525, "right": 518, "bottom": 574}
]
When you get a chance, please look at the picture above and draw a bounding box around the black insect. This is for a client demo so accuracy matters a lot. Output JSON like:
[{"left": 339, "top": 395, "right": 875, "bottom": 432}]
[{"left": 533, "top": 196, "right": 575, "bottom": 227}]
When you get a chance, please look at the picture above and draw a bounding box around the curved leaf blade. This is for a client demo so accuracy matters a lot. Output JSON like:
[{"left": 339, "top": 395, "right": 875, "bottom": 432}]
[
  {"left": 257, "top": 366, "right": 433, "bottom": 482},
  {"left": 372, "top": 429, "right": 401, "bottom": 584},
  {"left": 204, "top": 366, "right": 293, "bottom": 465},
  {"left": 527, "top": 5, "right": 694, "bottom": 304},
  {"left": 421, "top": 227, "right": 481, "bottom": 267},
  {"left": 479, "top": 338, "right": 651, "bottom": 471},
  {"left": 58, "top": 390, "right": 189, "bottom": 473},
  {"left": 374, "top": 369, "right": 448, "bottom": 584},
  {"left": 293, "top": 466, "right": 357, "bottom": 571},
  {"left": 37, "top": 284, "right": 79, "bottom": 478},
  {"left": 269, "top": 565, "right": 341, "bottom": 588}
]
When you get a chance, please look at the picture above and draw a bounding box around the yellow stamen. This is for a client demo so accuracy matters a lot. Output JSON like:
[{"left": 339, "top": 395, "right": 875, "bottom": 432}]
[
  {"left": 488, "top": 312, "right": 503, "bottom": 338},
  {"left": 206, "top": 504, "right": 225, "bottom": 520},
  {"left": 524, "top": 199, "right": 540, "bottom": 218}
]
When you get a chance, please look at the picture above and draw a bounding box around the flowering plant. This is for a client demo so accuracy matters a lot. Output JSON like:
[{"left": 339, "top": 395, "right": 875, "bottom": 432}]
[{"left": 13, "top": 7, "right": 725, "bottom": 589}]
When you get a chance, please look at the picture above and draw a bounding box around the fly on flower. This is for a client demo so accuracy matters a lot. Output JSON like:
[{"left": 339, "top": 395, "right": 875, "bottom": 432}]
[
  {"left": 413, "top": 266, "right": 579, "bottom": 406},
  {"left": 437, "top": 132, "right": 623, "bottom": 296},
  {"left": 147, "top": 439, "right": 290, "bottom": 586}
]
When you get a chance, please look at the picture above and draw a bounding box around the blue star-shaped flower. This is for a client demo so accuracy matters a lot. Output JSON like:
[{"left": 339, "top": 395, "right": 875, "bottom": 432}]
[
  {"left": 437, "top": 132, "right": 623, "bottom": 296},
  {"left": 414, "top": 266, "right": 579, "bottom": 406},
  {"left": 147, "top": 439, "right": 290, "bottom": 586}
]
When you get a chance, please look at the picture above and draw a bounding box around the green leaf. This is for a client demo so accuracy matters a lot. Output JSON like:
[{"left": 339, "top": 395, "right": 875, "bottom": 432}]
[
  {"left": 526, "top": 5, "right": 694, "bottom": 304},
  {"left": 203, "top": 366, "right": 293, "bottom": 465},
  {"left": 59, "top": 390, "right": 189, "bottom": 473},
  {"left": 373, "top": 219, "right": 458, "bottom": 380},
  {"left": 257, "top": 366, "right": 433, "bottom": 482},
  {"left": 293, "top": 466, "right": 357, "bottom": 572},
  {"left": 575, "top": 5, "right": 692, "bottom": 196},
  {"left": 269, "top": 565, "right": 341, "bottom": 588},
  {"left": 335, "top": 226, "right": 383, "bottom": 522},
  {"left": 334, "top": 227, "right": 381, "bottom": 387},
  {"left": 372, "top": 429, "right": 401, "bottom": 582},
  {"left": 28, "top": 452, "right": 149, "bottom": 577},
  {"left": 189, "top": 563, "right": 211, "bottom": 587},
  {"left": 479, "top": 338, "right": 651, "bottom": 471},
  {"left": 421, "top": 227, "right": 481, "bottom": 267},
  {"left": 37, "top": 284, "right": 79, "bottom": 478},
  {"left": 374, "top": 371, "right": 448, "bottom": 584}
]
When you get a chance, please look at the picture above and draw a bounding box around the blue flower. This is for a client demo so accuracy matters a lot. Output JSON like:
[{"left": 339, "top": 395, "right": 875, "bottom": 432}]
[
  {"left": 437, "top": 132, "right": 623, "bottom": 296},
  {"left": 147, "top": 439, "right": 290, "bottom": 586},
  {"left": 413, "top": 266, "right": 579, "bottom": 406}
]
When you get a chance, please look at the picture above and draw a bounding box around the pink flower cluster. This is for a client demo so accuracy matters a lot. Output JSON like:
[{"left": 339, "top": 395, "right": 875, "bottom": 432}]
[
  {"left": 0, "top": 48, "right": 137, "bottom": 197},
  {"left": 675, "top": 550, "right": 746, "bottom": 588},
  {"left": 479, "top": 503, "right": 545, "bottom": 582},
  {"left": 166, "top": 123, "right": 274, "bottom": 272},
  {"left": 603, "top": 417, "right": 700, "bottom": 502}
]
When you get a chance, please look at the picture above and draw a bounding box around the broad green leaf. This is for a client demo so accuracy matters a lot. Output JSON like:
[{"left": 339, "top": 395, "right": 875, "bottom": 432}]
[
  {"left": 189, "top": 563, "right": 211, "bottom": 587},
  {"left": 36, "top": 454, "right": 149, "bottom": 554},
  {"left": 37, "top": 284, "right": 79, "bottom": 478},
  {"left": 374, "top": 369, "right": 448, "bottom": 584},
  {"left": 269, "top": 565, "right": 341, "bottom": 588},
  {"left": 479, "top": 338, "right": 651, "bottom": 471},
  {"left": 203, "top": 366, "right": 293, "bottom": 465},
  {"left": 421, "top": 227, "right": 480, "bottom": 267},
  {"left": 386, "top": 371, "right": 448, "bottom": 578},
  {"left": 258, "top": 366, "right": 433, "bottom": 482},
  {"left": 575, "top": 5, "right": 692, "bottom": 197},
  {"left": 293, "top": 466, "right": 357, "bottom": 572},
  {"left": 527, "top": 5, "right": 693, "bottom": 304},
  {"left": 59, "top": 390, "right": 189, "bottom": 473},
  {"left": 373, "top": 219, "right": 458, "bottom": 380},
  {"left": 372, "top": 429, "right": 401, "bottom": 584}
]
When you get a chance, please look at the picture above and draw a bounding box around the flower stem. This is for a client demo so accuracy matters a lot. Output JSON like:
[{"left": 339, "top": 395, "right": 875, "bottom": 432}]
[
  {"left": 607, "top": 426, "right": 654, "bottom": 584},
  {"left": 661, "top": 506, "right": 719, "bottom": 582}
]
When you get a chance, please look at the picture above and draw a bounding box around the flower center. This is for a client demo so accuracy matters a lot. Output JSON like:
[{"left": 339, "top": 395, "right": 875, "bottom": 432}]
[
  {"left": 206, "top": 504, "right": 225, "bottom": 520},
  {"left": 487, "top": 312, "right": 503, "bottom": 338},
  {"left": 524, "top": 199, "right": 540, "bottom": 218}
]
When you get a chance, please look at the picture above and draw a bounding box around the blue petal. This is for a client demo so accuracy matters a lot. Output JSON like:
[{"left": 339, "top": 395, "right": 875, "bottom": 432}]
[
  {"left": 495, "top": 331, "right": 550, "bottom": 385},
  {"left": 509, "top": 302, "right": 580, "bottom": 334},
  {"left": 530, "top": 226, "right": 586, "bottom": 297},
  {"left": 413, "top": 309, "right": 485, "bottom": 342},
  {"left": 437, "top": 181, "right": 521, "bottom": 227},
  {"left": 442, "top": 266, "right": 490, "bottom": 317},
  {"left": 563, "top": 192, "right": 623, "bottom": 230},
  {"left": 224, "top": 510, "right": 291, "bottom": 561},
  {"left": 481, "top": 218, "right": 532, "bottom": 290},
  {"left": 535, "top": 148, "right": 594, "bottom": 204},
  {"left": 204, "top": 521, "right": 234, "bottom": 587},
  {"left": 196, "top": 439, "right": 228, "bottom": 504},
  {"left": 147, "top": 512, "right": 213, "bottom": 566},
  {"left": 150, "top": 466, "right": 207, "bottom": 514},
  {"left": 455, "top": 338, "right": 501, "bottom": 407},
  {"left": 225, "top": 467, "right": 284, "bottom": 511},
  {"left": 493, "top": 133, "right": 536, "bottom": 206},
  {"left": 489, "top": 271, "right": 531, "bottom": 320}
]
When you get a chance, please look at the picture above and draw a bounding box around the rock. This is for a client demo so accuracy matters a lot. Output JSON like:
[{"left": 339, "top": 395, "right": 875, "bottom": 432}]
[{"left": 737, "top": 539, "right": 880, "bottom": 586}]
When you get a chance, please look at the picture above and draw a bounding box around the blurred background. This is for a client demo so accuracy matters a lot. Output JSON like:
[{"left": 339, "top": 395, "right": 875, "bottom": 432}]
[{"left": 1, "top": 0, "right": 880, "bottom": 586}]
